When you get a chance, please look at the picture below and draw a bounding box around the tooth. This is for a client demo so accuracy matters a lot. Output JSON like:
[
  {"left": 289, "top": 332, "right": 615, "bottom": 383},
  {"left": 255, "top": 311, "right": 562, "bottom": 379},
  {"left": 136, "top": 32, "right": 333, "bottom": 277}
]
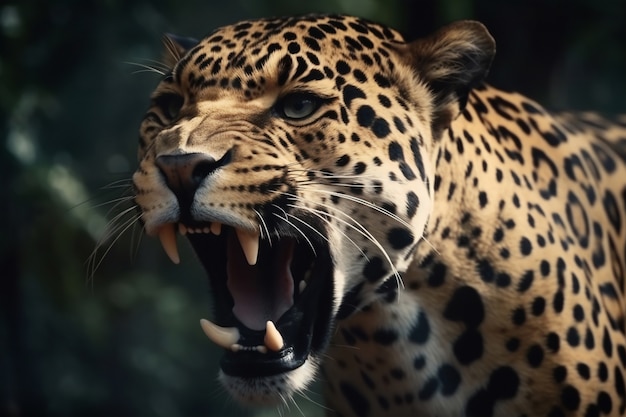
[
  {"left": 178, "top": 224, "right": 187, "bottom": 236},
  {"left": 158, "top": 223, "right": 180, "bottom": 264},
  {"left": 299, "top": 280, "right": 307, "bottom": 293},
  {"left": 264, "top": 320, "right": 284, "bottom": 352},
  {"left": 231, "top": 344, "right": 268, "bottom": 354},
  {"left": 211, "top": 222, "right": 222, "bottom": 235},
  {"left": 200, "top": 319, "right": 240, "bottom": 350},
  {"left": 236, "top": 228, "right": 260, "bottom": 265},
  {"left": 203, "top": 227, "right": 210, "bottom": 234}
]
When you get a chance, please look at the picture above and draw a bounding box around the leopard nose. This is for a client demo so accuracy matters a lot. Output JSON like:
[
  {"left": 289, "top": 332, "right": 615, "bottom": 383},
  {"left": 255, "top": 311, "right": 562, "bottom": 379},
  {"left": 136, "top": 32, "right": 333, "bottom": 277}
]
[{"left": 155, "top": 152, "right": 220, "bottom": 199}]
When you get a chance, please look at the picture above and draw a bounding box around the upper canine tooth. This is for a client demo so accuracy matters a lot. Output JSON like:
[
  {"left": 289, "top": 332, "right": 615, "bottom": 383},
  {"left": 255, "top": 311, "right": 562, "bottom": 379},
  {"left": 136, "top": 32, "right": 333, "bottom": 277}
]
[
  {"left": 158, "top": 223, "right": 180, "bottom": 264},
  {"left": 210, "top": 222, "right": 222, "bottom": 235},
  {"left": 236, "top": 228, "right": 260, "bottom": 265},
  {"left": 264, "top": 320, "right": 284, "bottom": 352},
  {"left": 200, "top": 319, "right": 240, "bottom": 350}
]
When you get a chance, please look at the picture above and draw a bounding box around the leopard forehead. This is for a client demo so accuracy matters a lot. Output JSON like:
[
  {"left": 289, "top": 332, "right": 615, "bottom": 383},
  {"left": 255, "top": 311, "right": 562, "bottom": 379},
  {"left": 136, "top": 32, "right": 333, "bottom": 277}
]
[{"left": 167, "top": 15, "right": 406, "bottom": 100}]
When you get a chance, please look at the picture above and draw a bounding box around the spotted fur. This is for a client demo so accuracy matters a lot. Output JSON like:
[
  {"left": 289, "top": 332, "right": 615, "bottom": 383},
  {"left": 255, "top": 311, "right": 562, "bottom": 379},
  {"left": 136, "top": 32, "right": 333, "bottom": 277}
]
[{"left": 132, "top": 14, "right": 626, "bottom": 416}]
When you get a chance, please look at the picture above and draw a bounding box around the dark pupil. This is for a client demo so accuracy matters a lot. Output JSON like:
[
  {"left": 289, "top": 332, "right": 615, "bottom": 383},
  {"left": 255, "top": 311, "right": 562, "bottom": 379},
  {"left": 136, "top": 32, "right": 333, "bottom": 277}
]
[{"left": 293, "top": 99, "right": 308, "bottom": 111}]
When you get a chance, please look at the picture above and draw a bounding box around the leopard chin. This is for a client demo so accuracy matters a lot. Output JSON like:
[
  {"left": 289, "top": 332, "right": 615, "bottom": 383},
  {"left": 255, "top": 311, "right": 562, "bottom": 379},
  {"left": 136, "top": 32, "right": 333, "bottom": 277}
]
[
  {"left": 157, "top": 221, "right": 336, "bottom": 404},
  {"left": 219, "top": 358, "right": 320, "bottom": 405}
]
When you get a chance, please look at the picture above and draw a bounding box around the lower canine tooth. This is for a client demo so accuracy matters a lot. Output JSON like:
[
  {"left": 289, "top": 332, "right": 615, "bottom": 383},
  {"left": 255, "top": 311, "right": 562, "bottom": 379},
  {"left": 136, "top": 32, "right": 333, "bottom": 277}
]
[
  {"left": 200, "top": 319, "right": 240, "bottom": 350},
  {"left": 236, "top": 228, "right": 260, "bottom": 265},
  {"left": 264, "top": 320, "right": 284, "bottom": 352},
  {"left": 158, "top": 223, "right": 180, "bottom": 264}
]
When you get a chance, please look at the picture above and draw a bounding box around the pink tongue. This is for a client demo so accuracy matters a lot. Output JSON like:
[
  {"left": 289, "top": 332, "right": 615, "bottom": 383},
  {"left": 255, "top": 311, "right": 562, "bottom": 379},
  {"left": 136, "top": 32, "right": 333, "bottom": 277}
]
[{"left": 226, "top": 233, "right": 294, "bottom": 331}]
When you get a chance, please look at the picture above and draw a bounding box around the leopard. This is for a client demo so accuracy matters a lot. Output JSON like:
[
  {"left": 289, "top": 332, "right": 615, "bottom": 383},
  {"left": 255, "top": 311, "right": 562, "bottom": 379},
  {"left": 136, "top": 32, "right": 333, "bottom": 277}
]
[{"left": 131, "top": 14, "right": 626, "bottom": 416}]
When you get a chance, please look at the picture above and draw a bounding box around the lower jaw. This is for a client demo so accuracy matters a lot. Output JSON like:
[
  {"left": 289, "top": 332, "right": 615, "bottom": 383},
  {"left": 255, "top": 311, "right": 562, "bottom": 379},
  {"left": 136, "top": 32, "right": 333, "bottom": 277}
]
[
  {"left": 217, "top": 261, "right": 334, "bottom": 378},
  {"left": 219, "top": 358, "right": 319, "bottom": 406},
  {"left": 186, "top": 230, "right": 337, "bottom": 381}
]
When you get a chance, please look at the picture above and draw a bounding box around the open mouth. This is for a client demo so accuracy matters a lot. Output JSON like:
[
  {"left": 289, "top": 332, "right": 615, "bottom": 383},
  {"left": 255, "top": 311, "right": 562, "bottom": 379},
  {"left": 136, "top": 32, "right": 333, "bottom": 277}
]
[{"left": 156, "top": 221, "right": 335, "bottom": 377}]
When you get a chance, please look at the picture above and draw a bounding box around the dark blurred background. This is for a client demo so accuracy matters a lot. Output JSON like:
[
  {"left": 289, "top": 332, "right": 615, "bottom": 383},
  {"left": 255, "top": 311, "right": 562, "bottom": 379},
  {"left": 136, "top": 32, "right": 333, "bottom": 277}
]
[{"left": 1, "top": 0, "right": 624, "bottom": 416}]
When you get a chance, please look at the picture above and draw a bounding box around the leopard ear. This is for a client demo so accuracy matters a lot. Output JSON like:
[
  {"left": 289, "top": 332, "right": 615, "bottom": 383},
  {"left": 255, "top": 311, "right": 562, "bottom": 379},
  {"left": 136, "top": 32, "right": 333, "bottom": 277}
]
[
  {"left": 408, "top": 21, "right": 495, "bottom": 134},
  {"left": 162, "top": 34, "right": 199, "bottom": 69}
]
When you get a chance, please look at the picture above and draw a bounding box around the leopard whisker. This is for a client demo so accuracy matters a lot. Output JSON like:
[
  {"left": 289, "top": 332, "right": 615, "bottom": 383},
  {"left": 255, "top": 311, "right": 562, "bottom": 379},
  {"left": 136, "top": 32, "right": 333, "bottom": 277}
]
[
  {"left": 277, "top": 190, "right": 368, "bottom": 260},
  {"left": 123, "top": 60, "right": 167, "bottom": 76},
  {"left": 300, "top": 186, "right": 413, "bottom": 230},
  {"left": 136, "top": 57, "right": 170, "bottom": 71},
  {"left": 97, "top": 182, "right": 134, "bottom": 190},
  {"left": 89, "top": 195, "right": 135, "bottom": 212},
  {"left": 87, "top": 207, "right": 142, "bottom": 280},
  {"left": 293, "top": 179, "right": 373, "bottom": 190},
  {"left": 284, "top": 212, "right": 331, "bottom": 247},
  {"left": 91, "top": 213, "right": 142, "bottom": 276},
  {"left": 129, "top": 216, "right": 145, "bottom": 263},
  {"left": 305, "top": 203, "right": 403, "bottom": 289},
  {"left": 289, "top": 167, "right": 380, "bottom": 182},
  {"left": 97, "top": 178, "right": 134, "bottom": 189},
  {"left": 254, "top": 208, "right": 273, "bottom": 246},
  {"left": 294, "top": 387, "right": 332, "bottom": 414},
  {"left": 297, "top": 181, "right": 439, "bottom": 256},
  {"left": 275, "top": 190, "right": 402, "bottom": 288},
  {"left": 419, "top": 234, "right": 440, "bottom": 255},
  {"left": 271, "top": 205, "right": 317, "bottom": 256},
  {"left": 288, "top": 394, "right": 306, "bottom": 417},
  {"left": 101, "top": 203, "right": 139, "bottom": 233},
  {"left": 305, "top": 181, "right": 371, "bottom": 189},
  {"left": 66, "top": 181, "right": 132, "bottom": 213},
  {"left": 276, "top": 391, "right": 289, "bottom": 416},
  {"left": 285, "top": 202, "right": 368, "bottom": 261}
]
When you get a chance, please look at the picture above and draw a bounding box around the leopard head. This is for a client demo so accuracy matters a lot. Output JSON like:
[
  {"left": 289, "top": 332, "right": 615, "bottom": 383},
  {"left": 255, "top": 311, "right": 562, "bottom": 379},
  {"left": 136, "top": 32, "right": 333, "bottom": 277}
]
[{"left": 132, "top": 15, "right": 494, "bottom": 404}]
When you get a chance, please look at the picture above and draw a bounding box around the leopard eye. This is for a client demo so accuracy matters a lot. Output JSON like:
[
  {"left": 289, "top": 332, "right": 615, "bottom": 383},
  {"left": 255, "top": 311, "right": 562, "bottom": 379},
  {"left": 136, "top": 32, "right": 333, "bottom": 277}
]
[
  {"left": 277, "top": 93, "right": 321, "bottom": 120},
  {"left": 155, "top": 93, "right": 184, "bottom": 121}
]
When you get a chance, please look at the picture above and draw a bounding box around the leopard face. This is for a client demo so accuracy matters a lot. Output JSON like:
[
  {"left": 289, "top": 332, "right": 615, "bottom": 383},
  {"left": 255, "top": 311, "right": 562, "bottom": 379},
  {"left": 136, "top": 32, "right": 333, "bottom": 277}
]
[
  {"left": 133, "top": 15, "right": 492, "bottom": 405},
  {"left": 131, "top": 13, "right": 626, "bottom": 417}
]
